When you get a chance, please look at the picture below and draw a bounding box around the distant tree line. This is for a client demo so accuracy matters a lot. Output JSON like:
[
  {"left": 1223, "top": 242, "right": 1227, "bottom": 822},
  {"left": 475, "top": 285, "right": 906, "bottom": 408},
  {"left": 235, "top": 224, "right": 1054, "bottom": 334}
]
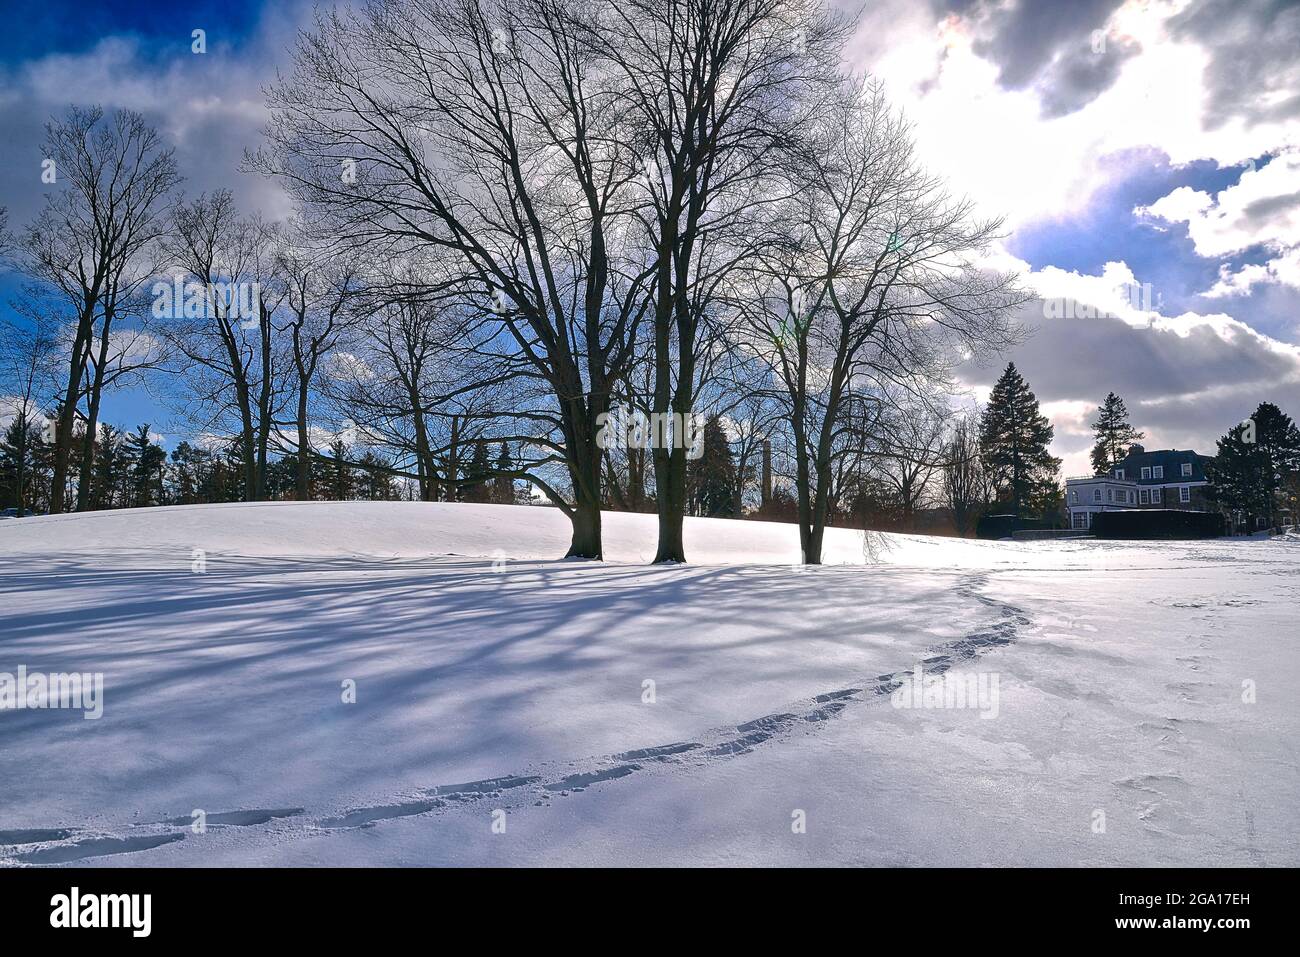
[{"left": 0, "top": 406, "right": 530, "bottom": 514}]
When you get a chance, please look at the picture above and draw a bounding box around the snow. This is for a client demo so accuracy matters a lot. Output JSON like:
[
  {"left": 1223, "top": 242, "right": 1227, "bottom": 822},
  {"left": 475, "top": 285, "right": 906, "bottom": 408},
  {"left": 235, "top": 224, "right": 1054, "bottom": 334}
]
[{"left": 1, "top": 501, "right": 1295, "bottom": 866}]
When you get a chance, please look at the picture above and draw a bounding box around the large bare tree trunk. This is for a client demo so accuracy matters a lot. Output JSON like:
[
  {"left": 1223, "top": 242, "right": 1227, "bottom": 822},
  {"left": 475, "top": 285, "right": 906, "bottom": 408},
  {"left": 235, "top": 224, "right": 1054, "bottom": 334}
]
[{"left": 295, "top": 380, "right": 312, "bottom": 500}]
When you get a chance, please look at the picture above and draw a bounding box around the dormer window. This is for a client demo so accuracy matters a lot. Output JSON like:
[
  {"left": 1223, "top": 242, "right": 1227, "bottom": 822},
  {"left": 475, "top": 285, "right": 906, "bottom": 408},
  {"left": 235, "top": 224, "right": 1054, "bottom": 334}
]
[
  {"left": 1114, "top": 469, "right": 1125, "bottom": 480},
  {"left": 1181, "top": 463, "right": 1192, "bottom": 477},
  {"left": 1153, "top": 466, "right": 1164, "bottom": 479},
  {"left": 1141, "top": 467, "right": 1151, "bottom": 480}
]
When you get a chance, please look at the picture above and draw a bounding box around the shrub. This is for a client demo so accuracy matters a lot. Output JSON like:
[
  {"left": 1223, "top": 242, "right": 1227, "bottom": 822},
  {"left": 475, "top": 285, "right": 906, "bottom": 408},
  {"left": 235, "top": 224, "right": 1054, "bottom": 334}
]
[{"left": 1090, "top": 509, "right": 1225, "bottom": 540}]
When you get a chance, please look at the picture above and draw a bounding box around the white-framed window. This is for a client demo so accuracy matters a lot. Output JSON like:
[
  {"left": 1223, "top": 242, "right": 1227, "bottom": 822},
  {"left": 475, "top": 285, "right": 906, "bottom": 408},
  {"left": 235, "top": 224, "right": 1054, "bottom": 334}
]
[
  {"left": 1139, "top": 489, "right": 1149, "bottom": 504},
  {"left": 1180, "top": 486, "right": 1190, "bottom": 503},
  {"left": 1153, "top": 465, "right": 1164, "bottom": 479},
  {"left": 1093, "top": 488, "right": 1102, "bottom": 502},
  {"left": 1181, "top": 463, "right": 1192, "bottom": 477},
  {"left": 1114, "top": 469, "right": 1125, "bottom": 480},
  {"left": 1152, "top": 488, "right": 1162, "bottom": 503},
  {"left": 1070, "top": 490, "right": 1078, "bottom": 503},
  {"left": 1141, "top": 467, "right": 1151, "bottom": 480}
]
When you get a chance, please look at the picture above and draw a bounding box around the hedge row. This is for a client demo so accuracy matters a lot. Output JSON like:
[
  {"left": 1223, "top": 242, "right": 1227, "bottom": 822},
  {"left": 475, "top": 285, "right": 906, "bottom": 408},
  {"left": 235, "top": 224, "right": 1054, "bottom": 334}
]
[{"left": 1090, "top": 509, "right": 1225, "bottom": 540}]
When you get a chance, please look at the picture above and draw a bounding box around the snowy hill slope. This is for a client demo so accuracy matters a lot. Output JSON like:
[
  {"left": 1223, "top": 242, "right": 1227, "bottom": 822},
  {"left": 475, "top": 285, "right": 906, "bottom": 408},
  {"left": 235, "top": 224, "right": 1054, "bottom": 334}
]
[
  {"left": 1, "top": 502, "right": 1296, "bottom": 866},
  {"left": 3, "top": 498, "right": 1087, "bottom": 567}
]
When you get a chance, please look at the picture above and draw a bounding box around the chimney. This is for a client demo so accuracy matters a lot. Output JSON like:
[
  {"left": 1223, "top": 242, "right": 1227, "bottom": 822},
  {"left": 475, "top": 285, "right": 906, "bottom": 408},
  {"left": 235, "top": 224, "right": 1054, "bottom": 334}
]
[{"left": 1128, "top": 444, "right": 1144, "bottom": 455}]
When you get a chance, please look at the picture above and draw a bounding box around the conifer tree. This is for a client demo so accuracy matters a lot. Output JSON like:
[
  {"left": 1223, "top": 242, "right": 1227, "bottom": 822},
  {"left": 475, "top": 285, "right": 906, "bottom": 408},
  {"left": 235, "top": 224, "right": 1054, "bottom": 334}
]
[
  {"left": 0, "top": 414, "right": 42, "bottom": 515},
  {"left": 125, "top": 424, "right": 167, "bottom": 508},
  {"left": 493, "top": 443, "right": 515, "bottom": 505},
  {"left": 327, "top": 439, "right": 356, "bottom": 501},
  {"left": 462, "top": 441, "right": 493, "bottom": 503},
  {"left": 1207, "top": 402, "right": 1300, "bottom": 529},
  {"left": 1089, "top": 392, "right": 1144, "bottom": 475},
  {"left": 978, "top": 363, "right": 1061, "bottom": 520},
  {"left": 687, "top": 415, "right": 738, "bottom": 518}
]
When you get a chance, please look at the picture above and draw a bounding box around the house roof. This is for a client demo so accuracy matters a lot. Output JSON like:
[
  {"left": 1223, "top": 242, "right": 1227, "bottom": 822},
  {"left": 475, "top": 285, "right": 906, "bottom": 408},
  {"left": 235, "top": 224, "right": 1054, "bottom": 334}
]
[{"left": 1114, "top": 448, "right": 1212, "bottom": 483}]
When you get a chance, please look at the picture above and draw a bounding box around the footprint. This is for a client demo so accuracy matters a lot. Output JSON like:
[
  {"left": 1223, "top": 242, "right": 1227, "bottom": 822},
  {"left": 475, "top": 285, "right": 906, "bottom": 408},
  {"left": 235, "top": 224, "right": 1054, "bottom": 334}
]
[
  {"left": 161, "top": 808, "right": 303, "bottom": 827},
  {"left": 1167, "top": 680, "right": 1214, "bottom": 705},
  {"left": 543, "top": 764, "right": 640, "bottom": 792},
  {"left": 1136, "top": 720, "right": 1185, "bottom": 755},
  {"left": 10, "top": 833, "right": 184, "bottom": 865},
  {"left": 615, "top": 743, "right": 701, "bottom": 761},
  {"left": 318, "top": 798, "right": 446, "bottom": 829},
  {"left": 427, "top": 776, "right": 540, "bottom": 798},
  {"left": 0, "top": 828, "right": 73, "bottom": 845}
]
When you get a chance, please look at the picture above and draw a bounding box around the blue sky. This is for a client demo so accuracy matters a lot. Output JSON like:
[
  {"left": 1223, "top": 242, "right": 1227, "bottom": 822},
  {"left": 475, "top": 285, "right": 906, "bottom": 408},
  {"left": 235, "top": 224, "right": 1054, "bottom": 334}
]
[
  {"left": 0, "top": 0, "right": 266, "bottom": 61},
  {"left": 3, "top": 0, "right": 1300, "bottom": 477}
]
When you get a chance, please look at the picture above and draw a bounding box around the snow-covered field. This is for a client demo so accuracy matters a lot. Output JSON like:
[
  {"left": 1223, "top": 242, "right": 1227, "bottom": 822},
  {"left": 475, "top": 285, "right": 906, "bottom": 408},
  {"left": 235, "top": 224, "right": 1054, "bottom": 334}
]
[{"left": 1, "top": 501, "right": 1295, "bottom": 866}]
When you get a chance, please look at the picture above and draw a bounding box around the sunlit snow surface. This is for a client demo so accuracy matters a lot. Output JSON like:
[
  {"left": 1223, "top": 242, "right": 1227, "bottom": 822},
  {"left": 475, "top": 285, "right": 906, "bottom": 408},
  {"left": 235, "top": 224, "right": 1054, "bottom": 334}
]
[{"left": 1, "top": 501, "right": 1295, "bottom": 866}]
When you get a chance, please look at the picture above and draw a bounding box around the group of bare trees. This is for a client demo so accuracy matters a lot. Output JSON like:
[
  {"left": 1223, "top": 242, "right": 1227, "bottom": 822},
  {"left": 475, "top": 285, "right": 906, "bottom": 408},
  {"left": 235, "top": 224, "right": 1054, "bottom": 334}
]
[{"left": 2, "top": 0, "right": 1023, "bottom": 562}]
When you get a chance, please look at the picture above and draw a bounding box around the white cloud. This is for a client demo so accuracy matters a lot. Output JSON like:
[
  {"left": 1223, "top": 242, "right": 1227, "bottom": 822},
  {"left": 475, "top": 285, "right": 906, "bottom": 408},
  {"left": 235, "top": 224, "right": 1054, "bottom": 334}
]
[
  {"left": 1137, "top": 150, "right": 1300, "bottom": 254},
  {"left": 852, "top": 1, "right": 1299, "bottom": 232},
  {"left": 1135, "top": 151, "right": 1300, "bottom": 297}
]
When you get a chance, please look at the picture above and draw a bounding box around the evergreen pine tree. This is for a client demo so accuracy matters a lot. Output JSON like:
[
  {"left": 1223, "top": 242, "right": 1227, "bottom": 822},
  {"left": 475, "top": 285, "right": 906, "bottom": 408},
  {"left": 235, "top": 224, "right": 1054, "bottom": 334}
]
[
  {"left": 0, "top": 414, "right": 42, "bottom": 515},
  {"left": 687, "top": 415, "right": 737, "bottom": 518},
  {"left": 125, "top": 425, "right": 166, "bottom": 508},
  {"left": 1207, "top": 402, "right": 1300, "bottom": 529},
  {"left": 327, "top": 439, "right": 356, "bottom": 500},
  {"left": 1089, "top": 392, "right": 1144, "bottom": 475},
  {"left": 356, "top": 451, "right": 396, "bottom": 500},
  {"left": 493, "top": 443, "right": 515, "bottom": 504},
  {"left": 28, "top": 417, "right": 56, "bottom": 513},
  {"left": 170, "top": 443, "right": 201, "bottom": 504},
  {"left": 91, "top": 424, "right": 129, "bottom": 510},
  {"left": 977, "top": 363, "right": 1062, "bottom": 520},
  {"left": 462, "top": 441, "right": 493, "bottom": 503}
]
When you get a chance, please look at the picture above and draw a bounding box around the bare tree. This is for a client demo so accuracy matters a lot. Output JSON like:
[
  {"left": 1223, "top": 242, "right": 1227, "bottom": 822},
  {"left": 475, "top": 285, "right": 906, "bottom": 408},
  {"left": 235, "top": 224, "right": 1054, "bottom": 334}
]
[
  {"left": 277, "top": 231, "right": 361, "bottom": 500},
  {"left": 160, "top": 190, "right": 287, "bottom": 501},
  {"left": 744, "top": 80, "right": 1024, "bottom": 563},
  {"left": 870, "top": 394, "right": 949, "bottom": 530},
  {"left": 20, "top": 107, "right": 178, "bottom": 512},
  {"left": 75, "top": 254, "right": 172, "bottom": 510},
  {"left": 943, "top": 411, "right": 987, "bottom": 537}
]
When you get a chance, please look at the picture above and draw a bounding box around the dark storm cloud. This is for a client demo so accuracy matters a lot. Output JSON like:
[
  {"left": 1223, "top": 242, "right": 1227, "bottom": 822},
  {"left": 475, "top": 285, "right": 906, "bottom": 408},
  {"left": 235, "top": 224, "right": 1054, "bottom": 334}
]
[
  {"left": 1035, "top": 35, "right": 1140, "bottom": 118},
  {"left": 968, "top": 0, "right": 1125, "bottom": 87},
  {"left": 961, "top": 299, "right": 1300, "bottom": 452},
  {"left": 932, "top": 0, "right": 1136, "bottom": 117},
  {"left": 1167, "top": 0, "right": 1300, "bottom": 130},
  {"left": 1242, "top": 190, "right": 1300, "bottom": 224}
]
